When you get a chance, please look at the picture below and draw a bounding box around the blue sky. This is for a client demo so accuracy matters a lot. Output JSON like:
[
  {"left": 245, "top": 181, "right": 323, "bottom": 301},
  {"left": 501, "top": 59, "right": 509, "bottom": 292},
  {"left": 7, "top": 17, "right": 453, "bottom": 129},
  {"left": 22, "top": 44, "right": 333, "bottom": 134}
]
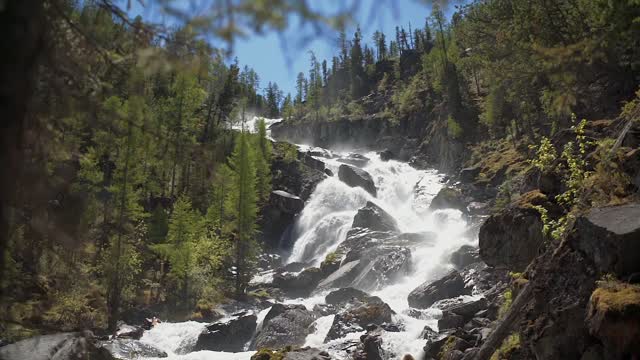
[{"left": 128, "top": 1, "right": 459, "bottom": 96}]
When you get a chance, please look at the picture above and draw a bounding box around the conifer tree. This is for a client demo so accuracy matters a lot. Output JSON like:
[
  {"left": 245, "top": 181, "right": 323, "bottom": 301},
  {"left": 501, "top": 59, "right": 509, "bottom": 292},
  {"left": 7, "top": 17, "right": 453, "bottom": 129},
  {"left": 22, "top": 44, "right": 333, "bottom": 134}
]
[{"left": 254, "top": 118, "right": 272, "bottom": 204}]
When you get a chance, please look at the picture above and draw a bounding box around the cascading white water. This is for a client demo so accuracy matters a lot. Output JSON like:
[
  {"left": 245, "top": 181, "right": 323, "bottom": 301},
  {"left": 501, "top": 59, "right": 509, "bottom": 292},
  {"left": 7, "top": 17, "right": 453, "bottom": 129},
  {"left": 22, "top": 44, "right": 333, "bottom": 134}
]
[{"left": 138, "top": 119, "right": 477, "bottom": 359}]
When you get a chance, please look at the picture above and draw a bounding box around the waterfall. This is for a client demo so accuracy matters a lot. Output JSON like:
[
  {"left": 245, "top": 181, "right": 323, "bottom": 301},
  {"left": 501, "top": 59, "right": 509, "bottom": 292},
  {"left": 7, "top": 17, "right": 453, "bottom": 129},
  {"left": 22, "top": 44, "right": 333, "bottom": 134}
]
[{"left": 137, "top": 125, "right": 476, "bottom": 359}]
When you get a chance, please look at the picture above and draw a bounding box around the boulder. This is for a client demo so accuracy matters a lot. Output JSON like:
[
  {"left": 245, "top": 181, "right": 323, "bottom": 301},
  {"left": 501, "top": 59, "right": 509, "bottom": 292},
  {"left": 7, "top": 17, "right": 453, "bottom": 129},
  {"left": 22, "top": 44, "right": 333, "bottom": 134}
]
[
  {"left": 408, "top": 270, "right": 471, "bottom": 309},
  {"left": 317, "top": 260, "right": 362, "bottom": 290},
  {"left": 378, "top": 149, "right": 394, "bottom": 161},
  {"left": 194, "top": 311, "right": 257, "bottom": 352},
  {"left": 115, "top": 322, "right": 144, "bottom": 340},
  {"left": 252, "top": 305, "right": 317, "bottom": 350},
  {"left": 313, "top": 304, "right": 338, "bottom": 316},
  {"left": 435, "top": 297, "right": 488, "bottom": 320},
  {"left": 424, "top": 335, "right": 471, "bottom": 360},
  {"left": 352, "top": 201, "right": 399, "bottom": 232},
  {"left": 570, "top": 203, "right": 640, "bottom": 276},
  {"left": 324, "top": 168, "right": 334, "bottom": 177},
  {"left": 586, "top": 280, "right": 640, "bottom": 358},
  {"left": 420, "top": 325, "right": 439, "bottom": 341},
  {"left": 337, "top": 153, "right": 371, "bottom": 167},
  {"left": 273, "top": 267, "right": 324, "bottom": 297},
  {"left": 301, "top": 154, "right": 325, "bottom": 172},
  {"left": 353, "top": 331, "right": 384, "bottom": 360},
  {"left": 438, "top": 312, "right": 466, "bottom": 330},
  {"left": 324, "top": 297, "right": 394, "bottom": 341},
  {"left": 459, "top": 166, "right": 481, "bottom": 183},
  {"left": 101, "top": 339, "right": 167, "bottom": 358},
  {"left": 251, "top": 347, "right": 331, "bottom": 360},
  {"left": 270, "top": 190, "right": 304, "bottom": 214},
  {"left": 449, "top": 245, "right": 480, "bottom": 270},
  {"left": 338, "top": 164, "right": 377, "bottom": 196},
  {"left": 429, "top": 187, "right": 467, "bottom": 212},
  {"left": 0, "top": 332, "right": 114, "bottom": 360},
  {"left": 478, "top": 205, "right": 544, "bottom": 272},
  {"left": 325, "top": 287, "right": 370, "bottom": 306},
  {"left": 349, "top": 246, "right": 412, "bottom": 291}
]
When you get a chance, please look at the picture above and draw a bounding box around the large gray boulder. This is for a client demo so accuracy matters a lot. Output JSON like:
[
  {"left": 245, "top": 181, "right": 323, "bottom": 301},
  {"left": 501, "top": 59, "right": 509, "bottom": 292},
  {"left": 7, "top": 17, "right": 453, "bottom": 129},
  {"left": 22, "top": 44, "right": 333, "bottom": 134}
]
[
  {"left": 272, "top": 267, "right": 324, "bottom": 297},
  {"left": 325, "top": 287, "right": 371, "bottom": 306},
  {"left": 338, "top": 164, "right": 377, "bottom": 196},
  {"left": 478, "top": 205, "right": 544, "bottom": 272},
  {"left": 0, "top": 332, "right": 114, "bottom": 360},
  {"left": 324, "top": 297, "right": 393, "bottom": 342},
  {"left": 408, "top": 270, "right": 471, "bottom": 309},
  {"left": 449, "top": 245, "right": 480, "bottom": 270},
  {"left": 570, "top": 203, "right": 640, "bottom": 276},
  {"left": 352, "top": 201, "right": 399, "bottom": 232},
  {"left": 429, "top": 187, "right": 467, "bottom": 212},
  {"left": 252, "top": 304, "right": 317, "bottom": 350},
  {"left": 194, "top": 311, "right": 257, "bottom": 352}
]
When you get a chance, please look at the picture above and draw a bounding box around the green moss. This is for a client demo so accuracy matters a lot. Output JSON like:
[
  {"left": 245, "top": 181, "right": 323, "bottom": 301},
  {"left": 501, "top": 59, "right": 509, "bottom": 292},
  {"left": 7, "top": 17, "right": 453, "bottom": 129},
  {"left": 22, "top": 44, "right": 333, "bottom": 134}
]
[
  {"left": 592, "top": 279, "right": 640, "bottom": 313},
  {"left": 490, "top": 333, "right": 521, "bottom": 360},
  {"left": 498, "top": 289, "right": 513, "bottom": 320},
  {"left": 251, "top": 346, "right": 294, "bottom": 360}
]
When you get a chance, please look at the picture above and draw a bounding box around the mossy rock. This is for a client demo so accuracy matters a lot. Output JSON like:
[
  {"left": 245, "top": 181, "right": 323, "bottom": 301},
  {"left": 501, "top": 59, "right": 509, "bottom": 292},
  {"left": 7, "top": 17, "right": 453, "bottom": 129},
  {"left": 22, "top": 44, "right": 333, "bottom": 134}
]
[{"left": 586, "top": 280, "right": 640, "bottom": 357}]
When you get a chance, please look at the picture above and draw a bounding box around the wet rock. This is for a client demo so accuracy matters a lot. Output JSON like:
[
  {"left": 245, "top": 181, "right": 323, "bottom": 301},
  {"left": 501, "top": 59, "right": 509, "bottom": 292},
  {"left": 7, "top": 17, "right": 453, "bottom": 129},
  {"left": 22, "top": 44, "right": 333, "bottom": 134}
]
[
  {"left": 337, "top": 153, "right": 371, "bottom": 167},
  {"left": 252, "top": 347, "right": 331, "bottom": 360},
  {"left": 313, "top": 304, "right": 338, "bottom": 316},
  {"left": 435, "top": 297, "right": 488, "bottom": 320},
  {"left": 421, "top": 326, "right": 439, "bottom": 341},
  {"left": 317, "top": 260, "right": 362, "bottom": 289},
  {"left": 252, "top": 305, "right": 317, "bottom": 350},
  {"left": 324, "top": 168, "right": 334, "bottom": 176},
  {"left": 378, "top": 149, "right": 394, "bottom": 161},
  {"left": 325, "top": 297, "right": 393, "bottom": 342},
  {"left": 449, "top": 245, "right": 480, "bottom": 270},
  {"left": 307, "top": 147, "right": 334, "bottom": 159},
  {"left": 101, "top": 339, "right": 167, "bottom": 358},
  {"left": 429, "top": 187, "right": 467, "bottom": 213},
  {"left": 301, "top": 154, "right": 325, "bottom": 172},
  {"left": 270, "top": 190, "right": 304, "bottom": 214},
  {"left": 194, "top": 311, "right": 257, "bottom": 352},
  {"left": 478, "top": 203, "right": 544, "bottom": 272},
  {"left": 459, "top": 166, "right": 481, "bottom": 183},
  {"left": 0, "top": 332, "right": 114, "bottom": 360},
  {"left": 585, "top": 281, "right": 640, "bottom": 358},
  {"left": 408, "top": 270, "right": 471, "bottom": 309},
  {"left": 338, "top": 164, "right": 377, "bottom": 196},
  {"left": 424, "top": 335, "right": 471, "bottom": 360},
  {"left": 325, "top": 287, "right": 370, "bottom": 306},
  {"left": 354, "top": 331, "right": 384, "bottom": 360},
  {"left": 352, "top": 201, "right": 399, "bottom": 232},
  {"left": 570, "top": 203, "right": 640, "bottom": 276},
  {"left": 277, "top": 262, "right": 307, "bottom": 273},
  {"left": 115, "top": 322, "right": 144, "bottom": 340},
  {"left": 438, "top": 312, "right": 465, "bottom": 330},
  {"left": 320, "top": 254, "right": 341, "bottom": 277},
  {"left": 273, "top": 267, "right": 324, "bottom": 297},
  {"left": 349, "top": 246, "right": 412, "bottom": 291}
]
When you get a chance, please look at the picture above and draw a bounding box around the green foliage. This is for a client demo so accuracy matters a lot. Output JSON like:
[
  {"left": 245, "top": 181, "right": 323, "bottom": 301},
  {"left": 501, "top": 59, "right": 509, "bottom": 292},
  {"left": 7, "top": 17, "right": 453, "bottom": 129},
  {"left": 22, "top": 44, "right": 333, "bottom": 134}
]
[
  {"left": 490, "top": 333, "right": 521, "bottom": 360},
  {"left": 497, "top": 289, "right": 513, "bottom": 320},
  {"left": 447, "top": 115, "right": 463, "bottom": 139},
  {"left": 254, "top": 118, "right": 273, "bottom": 204},
  {"left": 529, "top": 137, "right": 558, "bottom": 172}
]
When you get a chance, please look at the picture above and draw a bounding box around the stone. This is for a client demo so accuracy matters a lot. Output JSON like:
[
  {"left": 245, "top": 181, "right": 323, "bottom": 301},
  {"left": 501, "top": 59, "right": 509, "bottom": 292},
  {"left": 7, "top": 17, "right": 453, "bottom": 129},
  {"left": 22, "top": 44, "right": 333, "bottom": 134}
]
[
  {"left": 302, "top": 154, "right": 325, "bottom": 172},
  {"left": 429, "top": 187, "right": 467, "bottom": 212},
  {"left": 438, "top": 312, "right": 465, "bottom": 330},
  {"left": 435, "top": 297, "right": 488, "bottom": 320},
  {"left": 352, "top": 201, "right": 399, "bottom": 232},
  {"left": 337, "top": 153, "right": 371, "bottom": 167},
  {"left": 570, "top": 203, "right": 640, "bottom": 276},
  {"left": 313, "top": 304, "right": 338, "bottom": 316},
  {"left": 194, "top": 311, "right": 257, "bottom": 352},
  {"left": 585, "top": 281, "right": 640, "bottom": 358},
  {"left": 338, "top": 164, "right": 377, "bottom": 196},
  {"left": 449, "top": 245, "right": 480, "bottom": 270},
  {"left": 421, "top": 325, "right": 439, "bottom": 341},
  {"left": 378, "top": 149, "right": 394, "bottom": 161},
  {"left": 325, "top": 287, "right": 371, "bottom": 306},
  {"left": 0, "top": 332, "right": 114, "bottom": 360},
  {"left": 252, "top": 305, "right": 317, "bottom": 350},
  {"left": 270, "top": 190, "right": 304, "bottom": 215},
  {"left": 101, "top": 339, "right": 167, "bottom": 358},
  {"left": 324, "top": 168, "right": 334, "bottom": 176},
  {"left": 353, "top": 332, "right": 384, "bottom": 360},
  {"left": 408, "top": 270, "right": 471, "bottom": 309},
  {"left": 273, "top": 267, "right": 324, "bottom": 297},
  {"left": 115, "top": 322, "right": 144, "bottom": 340},
  {"left": 317, "top": 260, "right": 362, "bottom": 289},
  {"left": 325, "top": 298, "right": 393, "bottom": 341},
  {"left": 478, "top": 205, "right": 544, "bottom": 272}
]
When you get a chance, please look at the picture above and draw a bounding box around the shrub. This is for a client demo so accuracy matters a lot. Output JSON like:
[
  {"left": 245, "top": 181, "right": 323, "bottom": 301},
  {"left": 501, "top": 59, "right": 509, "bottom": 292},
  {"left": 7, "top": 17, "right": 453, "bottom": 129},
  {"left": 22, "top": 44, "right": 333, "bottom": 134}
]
[{"left": 447, "top": 115, "right": 463, "bottom": 139}]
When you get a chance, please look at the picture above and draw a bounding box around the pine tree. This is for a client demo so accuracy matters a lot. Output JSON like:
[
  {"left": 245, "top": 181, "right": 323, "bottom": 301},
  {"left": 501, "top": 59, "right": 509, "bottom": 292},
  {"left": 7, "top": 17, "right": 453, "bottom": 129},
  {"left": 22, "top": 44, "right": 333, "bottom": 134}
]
[
  {"left": 254, "top": 118, "right": 272, "bottom": 204},
  {"left": 226, "top": 129, "right": 258, "bottom": 298}
]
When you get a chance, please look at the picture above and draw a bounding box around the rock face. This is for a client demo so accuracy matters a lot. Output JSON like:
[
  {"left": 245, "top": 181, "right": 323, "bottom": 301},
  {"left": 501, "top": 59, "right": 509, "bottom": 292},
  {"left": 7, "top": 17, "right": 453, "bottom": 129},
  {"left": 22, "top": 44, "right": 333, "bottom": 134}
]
[
  {"left": 0, "top": 332, "right": 114, "bottom": 360},
  {"left": 338, "top": 164, "right": 377, "bottom": 196},
  {"left": 352, "top": 201, "right": 399, "bottom": 232},
  {"left": 325, "top": 296, "right": 394, "bottom": 342},
  {"left": 353, "top": 330, "right": 385, "bottom": 360},
  {"left": 429, "top": 187, "right": 467, "bottom": 212},
  {"left": 252, "top": 304, "right": 317, "bottom": 350},
  {"left": 101, "top": 339, "right": 167, "bottom": 358},
  {"left": 194, "top": 311, "right": 257, "bottom": 352},
  {"left": 408, "top": 270, "right": 471, "bottom": 309},
  {"left": 270, "top": 190, "right": 304, "bottom": 214},
  {"left": 478, "top": 205, "right": 544, "bottom": 272},
  {"left": 325, "top": 287, "right": 370, "bottom": 306},
  {"left": 459, "top": 166, "right": 481, "bottom": 183},
  {"left": 570, "top": 203, "right": 640, "bottom": 276}
]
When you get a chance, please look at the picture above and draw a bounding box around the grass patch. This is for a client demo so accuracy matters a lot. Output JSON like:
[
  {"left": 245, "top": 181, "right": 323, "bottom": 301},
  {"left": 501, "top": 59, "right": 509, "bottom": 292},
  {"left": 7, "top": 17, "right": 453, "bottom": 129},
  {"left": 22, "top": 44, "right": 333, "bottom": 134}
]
[
  {"left": 497, "top": 289, "right": 513, "bottom": 320},
  {"left": 490, "top": 333, "right": 521, "bottom": 360},
  {"left": 592, "top": 278, "right": 640, "bottom": 313}
]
